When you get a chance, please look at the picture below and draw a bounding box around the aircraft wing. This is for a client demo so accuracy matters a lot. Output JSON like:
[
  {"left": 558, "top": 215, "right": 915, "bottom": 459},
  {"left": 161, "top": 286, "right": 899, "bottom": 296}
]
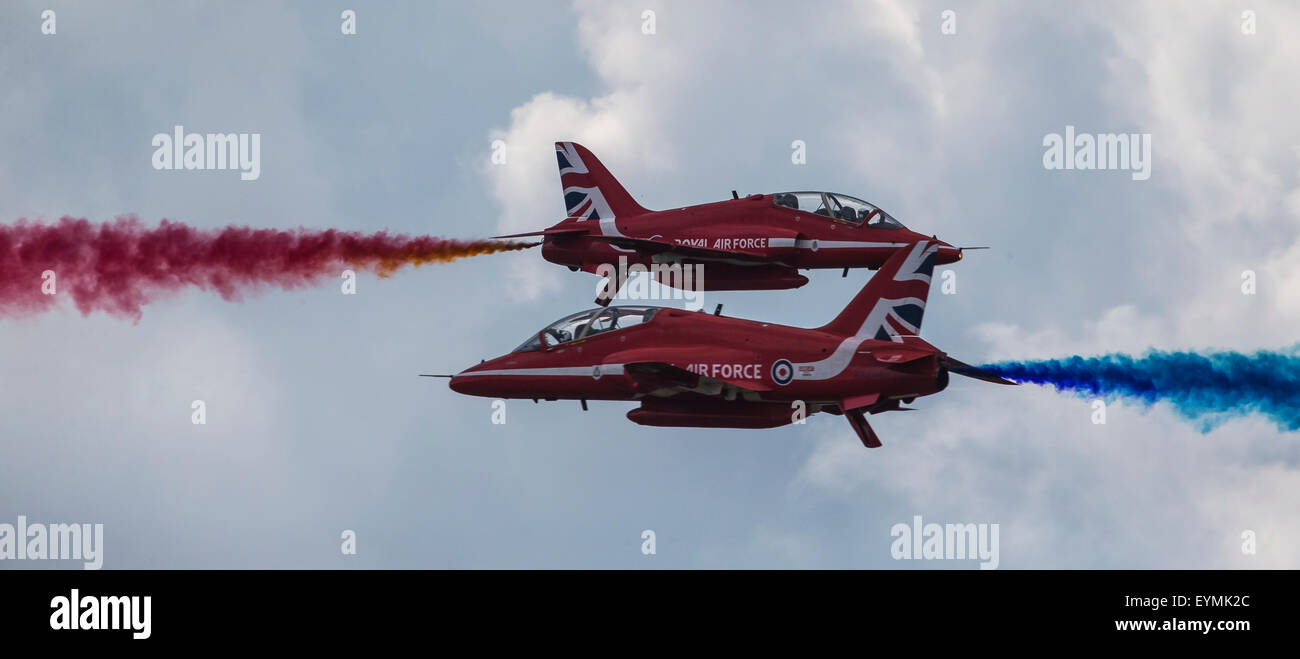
[
  {"left": 587, "top": 235, "right": 775, "bottom": 262},
  {"left": 588, "top": 225, "right": 802, "bottom": 263},
  {"left": 620, "top": 358, "right": 774, "bottom": 398},
  {"left": 613, "top": 344, "right": 779, "bottom": 396},
  {"left": 495, "top": 221, "right": 799, "bottom": 263}
]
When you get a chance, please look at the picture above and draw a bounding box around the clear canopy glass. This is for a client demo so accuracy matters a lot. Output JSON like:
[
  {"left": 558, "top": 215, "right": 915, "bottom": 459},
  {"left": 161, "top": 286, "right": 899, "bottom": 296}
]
[
  {"left": 513, "top": 306, "right": 661, "bottom": 352},
  {"left": 772, "top": 191, "right": 904, "bottom": 228}
]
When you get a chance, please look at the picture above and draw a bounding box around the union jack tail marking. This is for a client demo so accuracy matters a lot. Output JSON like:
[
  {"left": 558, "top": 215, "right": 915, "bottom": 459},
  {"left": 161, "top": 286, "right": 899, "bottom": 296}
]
[
  {"left": 818, "top": 241, "right": 938, "bottom": 341},
  {"left": 554, "top": 142, "right": 649, "bottom": 222}
]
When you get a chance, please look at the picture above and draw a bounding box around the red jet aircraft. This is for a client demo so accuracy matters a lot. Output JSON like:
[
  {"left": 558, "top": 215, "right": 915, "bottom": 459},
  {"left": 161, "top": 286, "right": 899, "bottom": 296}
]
[
  {"left": 446, "top": 240, "right": 1013, "bottom": 448},
  {"left": 496, "top": 142, "right": 975, "bottom": 305}
]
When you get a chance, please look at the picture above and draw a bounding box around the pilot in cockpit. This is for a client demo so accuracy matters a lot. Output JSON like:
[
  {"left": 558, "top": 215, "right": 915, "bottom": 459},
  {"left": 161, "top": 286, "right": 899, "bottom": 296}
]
[{"left": 772, "top": 191, "right": 902, "bottom": 229}]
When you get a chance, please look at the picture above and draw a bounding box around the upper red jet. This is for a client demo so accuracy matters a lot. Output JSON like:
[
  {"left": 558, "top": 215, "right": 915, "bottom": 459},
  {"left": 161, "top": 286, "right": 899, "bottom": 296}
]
[
  {"left": 448, "top": 240, "right": 1013, "bottom": 448},
  {"left": 497, "top": 142, "right": 968, "bottom": 304}
]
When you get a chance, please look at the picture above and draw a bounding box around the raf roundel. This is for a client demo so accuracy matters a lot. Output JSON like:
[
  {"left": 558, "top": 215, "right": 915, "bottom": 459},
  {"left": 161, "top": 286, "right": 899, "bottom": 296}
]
[{"left": 771, "top": 359, "right": 794, "bottom": 386}]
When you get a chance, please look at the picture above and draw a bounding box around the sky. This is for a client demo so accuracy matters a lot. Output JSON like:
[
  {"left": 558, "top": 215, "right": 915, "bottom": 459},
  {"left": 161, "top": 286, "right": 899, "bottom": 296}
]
[{"left": 1, "top": 0, "right": 1298, "bottom": 568}]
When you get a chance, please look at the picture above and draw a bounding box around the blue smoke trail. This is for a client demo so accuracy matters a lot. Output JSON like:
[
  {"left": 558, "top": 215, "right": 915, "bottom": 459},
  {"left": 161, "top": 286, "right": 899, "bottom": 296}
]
[{"left": 978, "top": 347, "right": 1300, "bottom": 433}]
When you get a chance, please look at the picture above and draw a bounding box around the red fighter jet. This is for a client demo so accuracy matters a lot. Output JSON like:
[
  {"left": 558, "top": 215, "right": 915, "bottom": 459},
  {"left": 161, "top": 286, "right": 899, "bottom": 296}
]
[
  {"left": 495, "top": 142, "right": 977, "bottom": 305},
  {"left": 445, "top": 240, "right": 1014, "bottom": 448}
]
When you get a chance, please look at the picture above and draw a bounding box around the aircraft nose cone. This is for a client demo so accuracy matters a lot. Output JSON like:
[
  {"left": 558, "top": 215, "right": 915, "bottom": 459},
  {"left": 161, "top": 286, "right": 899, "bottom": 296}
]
[
  {"left": 448, "top": 363, "right": 489, "bottom": 396},
  {"left": 448, "top": 358, "right": 507, "bottom": 397},
  {"left": 448, "top": 374, "right": 470, "bottom": 395},
  {"left": 934, "top": 240, "right": 962, "bottom": 264},
  {"left": 449, "top": 371, "right": 495, "bottom": 397},
  {"left": 909, "top": 232, "right": 958, "bottom": 260}
]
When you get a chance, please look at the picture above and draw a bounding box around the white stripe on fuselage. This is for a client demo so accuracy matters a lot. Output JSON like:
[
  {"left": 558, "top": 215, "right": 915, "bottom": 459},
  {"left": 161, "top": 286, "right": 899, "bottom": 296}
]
[
  {"left": 790, "top": 336, "right": 868, "bottom": 380},
  {"left": 457, "top": 365, "right": 627, "bottom": 377},
  {"left": 681, "top": 237, "right": 904, "bottom": 250},
  {"left": 459, "top": 341, "right": 867, "bottom": 384},
  {"left": 598, "top": 218, "right": 625, "bottom": 238},
  {"left": 794, "top": 239, "right": 905, "bottom": 249}
]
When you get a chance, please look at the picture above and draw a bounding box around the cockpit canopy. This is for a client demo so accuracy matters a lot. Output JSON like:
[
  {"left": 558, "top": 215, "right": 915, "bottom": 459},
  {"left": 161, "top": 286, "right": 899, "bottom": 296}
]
[
  {"left": 513, "top": 305, "right": 660, "bottom": 352},
  {"left": 772, "top": 191, "right": 904, "bottom": 229}
]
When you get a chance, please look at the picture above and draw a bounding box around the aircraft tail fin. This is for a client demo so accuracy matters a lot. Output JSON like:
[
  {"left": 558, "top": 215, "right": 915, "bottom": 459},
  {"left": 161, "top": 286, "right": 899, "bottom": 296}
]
[
  {"left": 555, "top": 142, "right": 649, "bottom": 221},
  {"left": 818, "top": 241, "right": 938, "bottom": 341}
]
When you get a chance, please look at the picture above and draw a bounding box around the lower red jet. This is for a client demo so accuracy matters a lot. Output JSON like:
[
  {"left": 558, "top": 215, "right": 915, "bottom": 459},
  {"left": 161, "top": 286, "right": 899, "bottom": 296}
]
[{"left": 447, "top": 241, "right": 1014, "bottom": 448}]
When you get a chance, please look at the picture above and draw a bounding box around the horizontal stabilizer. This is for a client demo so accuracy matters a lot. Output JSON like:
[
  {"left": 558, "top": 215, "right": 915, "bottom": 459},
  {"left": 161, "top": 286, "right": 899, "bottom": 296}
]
[
  {"left": 491, "top": 225, "right": 590, "bottom": 240},
  {"left": 869, "top": 347, "right": 933, "bottom": 364}
]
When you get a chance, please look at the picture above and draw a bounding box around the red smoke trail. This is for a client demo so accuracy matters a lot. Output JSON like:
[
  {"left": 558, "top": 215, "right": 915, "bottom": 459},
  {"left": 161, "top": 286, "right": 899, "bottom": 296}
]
[{"left": 0, "top": 215, "right": 536, "bottom": 320}]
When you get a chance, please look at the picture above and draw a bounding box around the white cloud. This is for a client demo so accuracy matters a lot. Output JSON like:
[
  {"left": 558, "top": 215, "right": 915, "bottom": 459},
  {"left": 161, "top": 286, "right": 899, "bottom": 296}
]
[
  {"left": 484, "top": 91, "right": 672, "bottom": 299},
  {"left": 796, "top": 381, "right": 1300, "bottom": 568}
]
